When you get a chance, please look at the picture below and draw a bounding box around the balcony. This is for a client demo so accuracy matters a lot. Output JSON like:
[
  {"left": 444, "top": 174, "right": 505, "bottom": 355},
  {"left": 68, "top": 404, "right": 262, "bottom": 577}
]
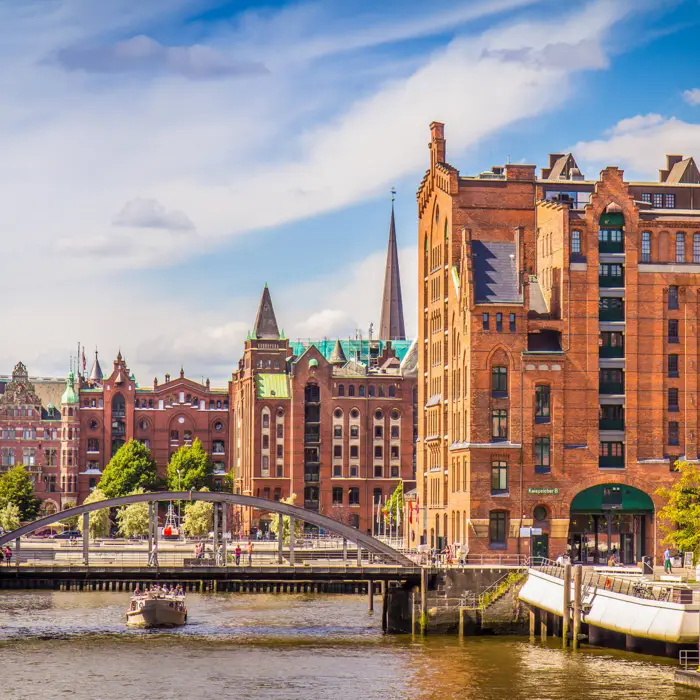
[
  {"left": 599, "top": 381, "right": 624, "bottom": 395},
  {"left": 599, "top": 455, "right": 625, "bottom": 469},
  {"left": 599, "top": 344, "right": 624, "bottom": 358},
  {"left": 599, "top": 418, "right": 624, "bottom": 431},
  {"left": 599, "top": 306, "right": 624, "bottom": 322},
  {"left": 599, "top": 273, "right": 624, "bottom": 288},
  {"left": 599, "top": 240, "right": 624, "bottom": 254},
  {"left": 304, "top": 471, "right": 320, "bottom": 483},
  {"left": 304, "top": 431, "right": 320, "bottom": 444},
  {"left": 304, "top": 499, "right": 320, "bottom": 510}
]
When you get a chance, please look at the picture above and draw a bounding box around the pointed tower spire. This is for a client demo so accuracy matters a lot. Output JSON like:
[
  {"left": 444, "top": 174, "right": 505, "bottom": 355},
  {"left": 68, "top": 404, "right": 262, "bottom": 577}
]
[
  {"left": 89, "top": 349, "right": 103, "bottom": 382},
  {"left": 329, "top": 339, "right": 347, "bottom": 365},
  {"left": 379, "top": 190, "right": 406, "bottom": 341},
  {"left": 253, "top": 284, "right": 280, "bottom": 340}
]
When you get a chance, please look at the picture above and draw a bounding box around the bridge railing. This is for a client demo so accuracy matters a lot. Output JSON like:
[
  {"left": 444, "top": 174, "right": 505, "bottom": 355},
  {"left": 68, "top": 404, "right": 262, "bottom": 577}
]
[{"left": 680, "top": 650, "right": 700, "bottom": 671}]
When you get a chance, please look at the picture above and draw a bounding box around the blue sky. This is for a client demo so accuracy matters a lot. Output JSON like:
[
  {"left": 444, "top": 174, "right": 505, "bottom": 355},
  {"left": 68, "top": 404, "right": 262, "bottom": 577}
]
[{"left": 2, "top": 0, "right": 700, "bottom": 382}]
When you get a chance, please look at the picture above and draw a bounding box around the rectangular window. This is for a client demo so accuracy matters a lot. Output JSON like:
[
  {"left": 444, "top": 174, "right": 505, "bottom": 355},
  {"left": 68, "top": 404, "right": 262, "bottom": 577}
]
[
  {"left": 170, "top": 430, "right": 179, "bottom": 442},
  {"left": 694, "top": 234, "right": 700, "bottom": 263},
  {"left": 669, "top": 285, "right": 679, "bottom": 310},
  {"left": 535, "top": 437, "right": 551, "bottom": 473},
  {"left": 390, "top": 445, "right": 399, "bottom": 459},
  {"left": 571, "top": 230, "right": 581, "bottom": 254},
  {"left": 333, "top": 445, "right": 342, "bottom": 458},
  {"left": 350, "top": 425, "right": 359, "bottom": 438},
  {"left": 212, "top": 440, "right": 224, "bottom": 453},
  {"left": 482, "top": 313, "right": 489, "bottom": 330},
  {"left": 535, "top": 386, "right": 551, "bottom": 423},
  {"left": 274, "top": 488, "right": 281, "bottom": 501},
  {"left": 277, "top": 424, "right": 284, "bottom": 439},
  {"left": 669, "top": 319, "right": 680, "bottom": 343},
  {"left": 666, "top": 193, "right": 676, "bottom": 208},
  {"left": 374, "top": 445, "right": 383, "bottom": 458},
  {"left": 349, "top": 465, "right": 358, "bottom": 477},
  {"left": 333, "top": 425, "right": 342, "bottom": 439},
  {"left": 509, "top": 313, "right": 516, "bottom": 332},
  {"left": 390, "top": 425, "right": 399, "bottom": 439},
  {"left": 183, "top": 430, "right": 192, "bottom": 442},
  {"left": 496, "top": 313, "right": 503, "bottom": 331},
  {"left": 489, "top": 511, "right": 507, "bottom": 547},
  {"left": 668, "top": 421, "right": 679, "bottom": 446},
  {"left": 332, "top": 487, "right": 343, "bottom": 505},
  {"left": 491, "top": 461, "right": 507, "bottom": 494},
  {"left": 491, "top": 366, "right": 508, "bottom": 396},
  {"left": 668, "top": 354, "right": 679, "bottom": 378},
  {"left": 653, "top": 193, "right": 664, "bottom": 208},
  {"left": 348, "top": 487, "right": 360, "bottom": 505},
  {"left": 669, "top": 387, "right": 679, "bottom": 412},
  {"left": 262, "top": 413, "right": 269, "bottom": 428},
  {"left": 262, "top": 435, "right": 269, "bottom": 449},
  {"left": 276, "top": 444, "right": 283, "bottom": 459},
  {"left": 374, "top": 425, "right": 383, "bottom": 438},
  {"left": 676, "top": 233, "right": 686, "bottom": 263},
  {"left": 261, "top": 455, "right": 269, "bottom": 474},
  {"left": 491, "top": 409, "right": 508, "bottom": 441},
  {"left": 374, "top": 464, "right": 383, "bottom": 477},
  {"left": 333, "top": 464, "right": 342, "bottom": 477},
  {"left": 641, "top": 193, "right": 652, "bottom": 204},
  {"left": 350, "top": 445, "right": 359, "bottom": 458},
  {"left": 641, "top": 231, "right": 651, "bottom": 262}
]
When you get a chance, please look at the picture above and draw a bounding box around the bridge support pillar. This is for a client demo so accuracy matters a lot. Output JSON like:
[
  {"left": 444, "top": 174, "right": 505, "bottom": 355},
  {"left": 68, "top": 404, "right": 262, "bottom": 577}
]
[
  {"left": 562, "top": 563, "right": 571, "bottom": 648},
  {"left": 213, "top": 502, "right": 220, "bottom": 552},
  {"left": 368, "top": 580, "right": 374, "bottom": 612},
  {"left": 15, "top": 537, "right": 20, "bottom": 570},
  {"left": 277, "top": 513, "right": 283, "bottom": 564},
  {"left": 357, "top": 545, "right": 362, "bottom": 567},
  {"left": 82, "top": 512, "right": 89, "bottom": 565},
  {"left": 381, "top": 580, "right": 388, "bottom": 632},
  {"left": 289, "top": 516, "right": 295, "bottom": 565},
  {"left": 529, "top": 608, "right": 537, "bottom": 638},
  {"left": 221, "top": 503, "right": 227, "bottom": 565},
  {"left": 573, "top": 564, "right": 582, "bottom": 650},
  {"left": 343, "top": 538, "right": 347, "bottom": 563},
  {"left": 540, "top": 611, "right": 548, "bottom": 641},
  {"left": 420, "top": 567, "right": 428, "bottom": 636}
]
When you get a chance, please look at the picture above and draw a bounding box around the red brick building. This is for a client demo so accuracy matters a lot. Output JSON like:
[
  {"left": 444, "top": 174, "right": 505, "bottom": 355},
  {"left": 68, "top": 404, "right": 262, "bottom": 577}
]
[
  {"left": 230, "top": 207, "right": 418, "bottom": 534},
  {"left": 413, "top": 122, "right": 700, "bottom": 564}
]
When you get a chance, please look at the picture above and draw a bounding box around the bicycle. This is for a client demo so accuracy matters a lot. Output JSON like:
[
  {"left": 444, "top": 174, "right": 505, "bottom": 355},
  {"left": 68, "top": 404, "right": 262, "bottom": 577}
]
[{"left": 632, "top": 581, "right": 656, "bottom": 600}]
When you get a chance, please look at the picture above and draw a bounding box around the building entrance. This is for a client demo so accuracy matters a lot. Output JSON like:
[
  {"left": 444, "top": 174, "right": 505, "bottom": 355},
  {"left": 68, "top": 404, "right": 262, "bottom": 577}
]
[{"left": 567, "top": 484, "right": 653, "bottom": 564}]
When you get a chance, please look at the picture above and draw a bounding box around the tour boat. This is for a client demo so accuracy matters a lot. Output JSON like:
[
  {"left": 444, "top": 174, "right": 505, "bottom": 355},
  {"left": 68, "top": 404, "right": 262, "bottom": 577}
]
[{"left": 126, "top": 593, "right": 187, "bottom": 628}]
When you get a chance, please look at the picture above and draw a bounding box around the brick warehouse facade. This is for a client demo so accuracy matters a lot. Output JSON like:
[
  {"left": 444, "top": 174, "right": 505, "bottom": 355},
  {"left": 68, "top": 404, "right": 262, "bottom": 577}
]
[
  {"left": 0, "top": 205, "right": 417, "bottom": 536},
  {"left": 412, "top": 121, "right": 700, "bottom": 564}
]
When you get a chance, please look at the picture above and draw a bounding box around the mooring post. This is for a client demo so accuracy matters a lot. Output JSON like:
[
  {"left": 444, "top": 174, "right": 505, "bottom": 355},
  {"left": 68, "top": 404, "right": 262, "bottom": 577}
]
[
  {"left": 82, "top": 512, "right": 90, "bottom": 565},
  {"left": 289, "top": 516, "right": 295, "bottom": 565},
  {"left": 381, "top": 580, "right": 388, "bottom": 632},
  {"left": 343, "top": 537, "right": 348, "bottom": 563},
  {"left": 368, "top": 579, "right": 374, "bottom": 612},
  {"left": 540, "top": 610, "right": 548, "bottom": 641},
  {"left": 529, "top": 608, "right": 537, "bottom": 639},
  {"left": 562, "top": 563, "right": 572, "bottom": 648},
  {"left": 221, "top": 502, "right": 227, "bottom": 565},
  {"left": 573, "top": 564, "right": 582, "bottom": 650},
  {"left": 420, "top": 567, "right": 428, "bottom": 636},
  {"left": 277, "top": 513, "right": 283, "bottom": 564}
]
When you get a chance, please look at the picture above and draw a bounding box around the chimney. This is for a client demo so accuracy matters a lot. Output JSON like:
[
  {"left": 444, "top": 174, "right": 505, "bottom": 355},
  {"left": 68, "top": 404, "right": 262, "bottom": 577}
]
[{"left": 429, "top": 121, "right": 446, "bottom": 168}]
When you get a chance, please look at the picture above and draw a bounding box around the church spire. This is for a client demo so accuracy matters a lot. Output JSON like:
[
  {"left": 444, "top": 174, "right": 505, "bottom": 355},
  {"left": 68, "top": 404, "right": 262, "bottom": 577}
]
[
  {"left": 253, "top": 284, "right": 280, "bottom": 340},
  {"left": 379, "top": 191, "right": 406, "bottom": 341},
  {"left": 89, "top": 349, "right": 103, "bottom": 382}
]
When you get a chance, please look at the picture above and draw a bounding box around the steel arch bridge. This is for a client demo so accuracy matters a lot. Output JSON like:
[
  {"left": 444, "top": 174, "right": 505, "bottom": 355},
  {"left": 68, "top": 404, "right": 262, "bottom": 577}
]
[{"left": 0, "top": 491, "right": 413, "bottom": 567}]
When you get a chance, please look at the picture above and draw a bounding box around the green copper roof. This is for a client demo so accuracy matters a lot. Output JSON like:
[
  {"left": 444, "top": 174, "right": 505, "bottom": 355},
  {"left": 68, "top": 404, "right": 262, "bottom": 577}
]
[
  {"left": 61, "top": 370, "right": 78, "bottom": 405},
  {"left": 290, "top": 339, "right": 413, "bottom": 364},
  {"left": 255, "top": 373, "right": 290, "bottom": 399},
  {"left": 308, "top": 358, "right": 319, "bottom": 368}
]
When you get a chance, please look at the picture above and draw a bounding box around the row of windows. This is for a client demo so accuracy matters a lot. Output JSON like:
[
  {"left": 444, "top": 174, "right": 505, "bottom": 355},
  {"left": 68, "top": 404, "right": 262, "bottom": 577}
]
[
  {"left": 333, "top": 444, "right": 400, "bottom": 460},
  {"left": 1, "top": 447, "right": 37, "bottom": 466},
  {"left": 491, "top": 368, "right": 551, "bottom": 419},
  {"left": 640, "top": 192, "right": 675, "bottom": 208},
  {"left": 80, "top": 397, "right": 230, "bottom": 410},
  {"left": 332, "top": 486, "right": 362, "bottom": 505},
  {"left": 3, "top": 407, "right": 38, "bottom": 417},
  {"left": 337, "top": 384, "right": 398, "bottom": 398},
  {"left": 571, "top": 228, "right": 700, "bottom": 263},
  {"left": 334, "top": 424, "right": 400, "bottom": 440},
  {"left": 482, "top": 313, "right": 517, "bottom": 332}
]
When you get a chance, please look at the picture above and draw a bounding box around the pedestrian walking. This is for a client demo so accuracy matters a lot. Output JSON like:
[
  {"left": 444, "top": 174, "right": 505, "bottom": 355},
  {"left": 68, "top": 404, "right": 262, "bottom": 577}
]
[
  {"left": 4, "top": 546, "right": 12, "bottom": 566},
  {"left": 216, "top": 543, "right": 224, "bottom": 567},
  {"left": 235, "top": 544, "right": 241, "bottom": 566},
  {"left": 664, "top": 547, "right": 673, "bottom": 574},
  {"left": 148, "top": 542, "right": 159, "bottom": 567},
  {"left": 248, "top": 540, "right": 253, "bottom": 567}
]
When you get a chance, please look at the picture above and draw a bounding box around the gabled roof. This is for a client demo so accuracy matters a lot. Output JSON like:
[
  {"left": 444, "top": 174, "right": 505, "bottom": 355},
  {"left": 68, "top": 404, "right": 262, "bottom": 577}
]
[
  {"left": 662, "top": 156, "right": 700, "bottom": 184},
  {"left": 253, "top": 284, "right": 280, "bottom": 340},
  {"left": 471, "top": 240, "right": 522, "bottom": 304}
]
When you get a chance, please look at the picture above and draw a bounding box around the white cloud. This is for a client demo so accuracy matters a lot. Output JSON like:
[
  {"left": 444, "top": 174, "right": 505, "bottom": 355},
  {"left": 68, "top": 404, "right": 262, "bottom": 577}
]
[
  {"left": 573, "top": 114, "right": 700, "bottom": 179},
  {"left": 113, "top": 198, "right": 195, "bottom": 231},
  {"left": 683, "top": 88, "right": 700, "bottom": 106}
]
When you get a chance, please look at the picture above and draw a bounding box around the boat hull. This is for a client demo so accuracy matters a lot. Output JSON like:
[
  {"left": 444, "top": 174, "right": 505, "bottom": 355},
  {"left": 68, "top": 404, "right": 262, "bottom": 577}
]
[{"left": 126, "top": 598, "right": 187, "bottom": 628}]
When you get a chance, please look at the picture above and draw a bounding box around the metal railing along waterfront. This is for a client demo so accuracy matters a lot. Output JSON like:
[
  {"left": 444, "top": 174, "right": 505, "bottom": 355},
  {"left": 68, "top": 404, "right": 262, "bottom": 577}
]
[{"left": 680, "top": 650, "right": 700, "bottom": 671}]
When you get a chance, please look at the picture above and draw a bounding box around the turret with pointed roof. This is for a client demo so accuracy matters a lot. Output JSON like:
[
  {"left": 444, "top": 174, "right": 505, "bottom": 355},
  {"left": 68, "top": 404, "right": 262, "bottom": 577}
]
[
  {"left": 89, "top": 349, "right": 103, "bottom": 383},
  {"left": 379, "top": 196, "right": 406, "bottom": 341},
  {"left": 253, "top": 284, "right": 280, "bottom": 340},
  {"left": 329, "top": 339, "right": 347, "bottom": 365}
]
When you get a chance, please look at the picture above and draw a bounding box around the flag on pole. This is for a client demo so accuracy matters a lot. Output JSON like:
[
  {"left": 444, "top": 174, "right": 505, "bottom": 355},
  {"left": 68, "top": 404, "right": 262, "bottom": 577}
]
[{"left": 82, "top": 346, "right": 86, "bottom": 374}]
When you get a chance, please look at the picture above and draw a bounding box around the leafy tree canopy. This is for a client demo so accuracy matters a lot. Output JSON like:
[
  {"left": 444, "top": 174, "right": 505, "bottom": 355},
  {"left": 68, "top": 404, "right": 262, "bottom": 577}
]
[
  {"left": 167, "top": 439, "right": 214, "bottom": 492},
  {"left": 115, "top": 488, "right": 150, "bottom": 538},
  {"left": 77, "top": 488, "right": 111, "bottom": 538},
  {"left": 0, "top": 464, "right": 40, "bottom": 520},
  {"left": 382, "top": 482, "right": 404, "bottom": 524},
  {"left": 98, "top": 439, "right": 158, "bottom": 498},
  {"left": 657, "top": 460, "right": 700, "bottom": 558},
  {"left": 269, "top": 493, "right": 303, "bottom": 544},
  {"left": 0, "top": 502, "right": 21, "bottom": 532},
  {"left": 182, "top": 491, "right": 213, "bottom": 538}
]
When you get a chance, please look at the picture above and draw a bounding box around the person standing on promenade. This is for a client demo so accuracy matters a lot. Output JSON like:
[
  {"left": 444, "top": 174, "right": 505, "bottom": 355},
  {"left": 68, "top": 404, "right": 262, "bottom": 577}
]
[
  {"left": 664, "top": 547, "right": 673, "bottom": 574},
  {"left": 248, "top": 540, "right": 253, "bottom": 566},
  {"left": 235, "top": 544, "right": 241, "bottom": 566},
  {"left": 148, "top": 542, "right": 159, "bottom": 567}
]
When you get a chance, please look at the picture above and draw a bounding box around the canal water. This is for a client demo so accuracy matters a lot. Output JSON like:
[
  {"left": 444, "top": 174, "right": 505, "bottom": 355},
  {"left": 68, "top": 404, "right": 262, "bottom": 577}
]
[{"left": 0, "top": 591, "right": 694, "bottom": 699}]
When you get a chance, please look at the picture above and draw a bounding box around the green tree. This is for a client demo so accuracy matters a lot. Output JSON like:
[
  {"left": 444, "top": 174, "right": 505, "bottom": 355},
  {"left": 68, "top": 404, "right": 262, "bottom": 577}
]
[
  {"left": 167, "top": 439, "right": 214, "bottom": 492},
  {"left": 0, "top": 464, "right": 40, "bottom": 519},
  {"left": 115, "top": 489, "right": 150, "bottom": 538},
  {"left": 60, "top": 513, "right": 79, "bottom": 530},
  {"left": 268, "top": 493, "right": 303, "bottom": 544},
  {"left": 382, "top": 482, "right": 404, "bottom": 526},
  {"left": 657, "top": 460, "right": 700, "bottom": 558},
  {"left": 77, "top": 488, "right": 112, "bottom": 538},
  {"left": 0, "top": 502, "right": 21, "bottom": 532},
  {"left": 98, "top": 440, "right": 158, "bottom": 498},
  {"left": 182, "top": 498, "right": 213, "bottom": 538}
]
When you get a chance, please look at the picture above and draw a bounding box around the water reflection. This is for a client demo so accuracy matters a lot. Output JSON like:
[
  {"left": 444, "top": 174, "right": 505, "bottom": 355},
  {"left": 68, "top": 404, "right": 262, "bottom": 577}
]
[{"left": 0, "top": 592, "right": 694, "bottom": 700}]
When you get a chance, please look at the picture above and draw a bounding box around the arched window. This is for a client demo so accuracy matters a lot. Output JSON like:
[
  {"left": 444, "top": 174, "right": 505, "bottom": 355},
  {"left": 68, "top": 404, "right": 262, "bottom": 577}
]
[
  {"left": 378, "top": 386, "right": 385, "bottom": 398},
  {"left": 338, "top": 384, "right": 345, "bottom": 397},
  {"left": 388, "top": 385, "right": 396, "bottom": 398},
  {"left": 368, "top": 385, "right": 375, "bottom": 397},
  {"left": 358, "top": 385, "right": 365, "bottom": 397},
  {"left": 348, "top": 385, "right": 355, "bottom": 397}
]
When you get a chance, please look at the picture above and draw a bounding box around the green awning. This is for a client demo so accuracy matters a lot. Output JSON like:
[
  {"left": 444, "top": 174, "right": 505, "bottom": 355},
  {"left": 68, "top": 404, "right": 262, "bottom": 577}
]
[
  {"left": 255, "top": 373, "right": 290, "bottom": 399},
  {"left": 599, "top": 212, "right": 624, "bottom": 227},
  {"left": 570, "top": 483, "right": 654, "bottom": 514}
]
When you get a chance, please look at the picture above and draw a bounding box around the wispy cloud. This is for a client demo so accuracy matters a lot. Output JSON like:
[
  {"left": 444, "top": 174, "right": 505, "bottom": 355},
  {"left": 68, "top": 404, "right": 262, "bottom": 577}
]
[
  {"left": 683, "top": 88, "right": 700, "bottom": 106},
  {"left": 113, "top": 198, "right": 195, "bottom": 231}
]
